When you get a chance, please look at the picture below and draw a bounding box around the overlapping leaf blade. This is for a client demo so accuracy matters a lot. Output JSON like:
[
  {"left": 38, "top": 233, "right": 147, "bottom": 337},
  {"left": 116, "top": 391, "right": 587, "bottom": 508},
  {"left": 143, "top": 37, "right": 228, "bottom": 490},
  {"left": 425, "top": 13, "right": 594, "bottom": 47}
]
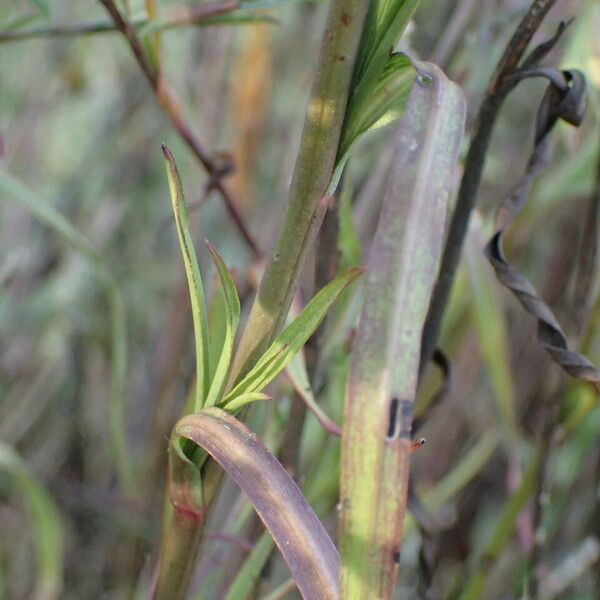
[
  {"left": 204, "top": 241, "right": 241, "bottom": 407},
  {"left": 331, "top": 0, "right": 421, "bottom": 191},
  {"left": 336, "top": 53, "right": 414, "bottom": 164},
  {"left": 221, "top": 391, "right": 270, "bottom": 412},
  {"left": 353, "top": 0, "right": 419, "bottom": 89}
]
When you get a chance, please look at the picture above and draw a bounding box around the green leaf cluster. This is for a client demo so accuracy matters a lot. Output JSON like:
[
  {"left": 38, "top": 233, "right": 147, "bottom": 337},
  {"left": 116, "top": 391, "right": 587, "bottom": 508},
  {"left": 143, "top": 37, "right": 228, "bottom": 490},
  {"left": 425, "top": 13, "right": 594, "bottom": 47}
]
[{"left": 162, "top": 145, "right": 361, "bottom": 416}]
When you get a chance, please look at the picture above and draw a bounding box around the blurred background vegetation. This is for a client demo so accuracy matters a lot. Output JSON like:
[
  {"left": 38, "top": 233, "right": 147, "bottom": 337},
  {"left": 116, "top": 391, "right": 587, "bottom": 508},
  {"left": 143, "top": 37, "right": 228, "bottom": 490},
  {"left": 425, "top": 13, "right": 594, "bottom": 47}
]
[{"left": 1, "top": 0, "right": 599, "bottom": 598}]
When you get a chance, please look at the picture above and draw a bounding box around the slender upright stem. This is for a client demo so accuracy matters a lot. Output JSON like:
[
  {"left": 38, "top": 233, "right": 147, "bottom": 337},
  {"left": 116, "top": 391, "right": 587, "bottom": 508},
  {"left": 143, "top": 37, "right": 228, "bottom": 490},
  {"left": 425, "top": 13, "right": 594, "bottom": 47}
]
[
  {"left": 97, "top": 0, "right": 261, "bottom": 257},
  {"left": 229, "top": 0, "right": 371, "bottom": 383},
  {"left": 420, "top": 0, "right": 558, "bottom": 368}
]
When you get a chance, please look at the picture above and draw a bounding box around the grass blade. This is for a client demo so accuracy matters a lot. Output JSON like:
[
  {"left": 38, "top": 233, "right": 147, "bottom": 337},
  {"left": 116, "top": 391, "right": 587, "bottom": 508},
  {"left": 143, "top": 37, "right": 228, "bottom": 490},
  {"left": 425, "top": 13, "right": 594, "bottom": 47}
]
[
  {"left": 175, "top": 407, "right": 339, "bottom": 600},
  {"left": 162, "top": 144, "right": 210, "bottom": 410},
  {"left": 0, "top": 444, "right": 63, "bottom": 600},
  {"left": 222, "top": 531, "right": 275, "bottom": 600},
  {"left": 339, "top": 62, "right": 465, "bottom": 599},
  {"left": 459, "top": 451, "right": 540, "bottom": 600}
]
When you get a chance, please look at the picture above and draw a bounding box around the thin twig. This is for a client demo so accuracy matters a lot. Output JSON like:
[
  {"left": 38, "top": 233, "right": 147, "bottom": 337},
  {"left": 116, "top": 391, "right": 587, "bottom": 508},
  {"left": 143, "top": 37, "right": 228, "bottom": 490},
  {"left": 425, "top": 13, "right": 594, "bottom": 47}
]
[
  {"left": 420, "top": 0, "right": 559, "bottom": 370},
  {"left": 98, "top": 0, "right": 261, "bottom": 257}
]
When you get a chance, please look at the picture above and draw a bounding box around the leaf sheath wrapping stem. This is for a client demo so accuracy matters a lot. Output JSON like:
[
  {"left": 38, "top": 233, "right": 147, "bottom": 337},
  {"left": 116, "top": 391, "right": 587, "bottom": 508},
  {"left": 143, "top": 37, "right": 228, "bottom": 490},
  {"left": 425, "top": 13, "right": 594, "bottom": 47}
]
[{"left": 339, "top": 63, "right": 465, "bottom": 599}]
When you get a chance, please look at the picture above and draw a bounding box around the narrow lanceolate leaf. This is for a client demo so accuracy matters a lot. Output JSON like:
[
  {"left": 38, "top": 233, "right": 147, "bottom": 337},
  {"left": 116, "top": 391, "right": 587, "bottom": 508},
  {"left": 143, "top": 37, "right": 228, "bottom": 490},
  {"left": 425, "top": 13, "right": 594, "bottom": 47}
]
[
  {"left": 162, "top": 144, "right": 209, "bottom": 410},
  {"left": 0, "top": 444, "right": 63, "bottom": 600},
  {"left": 175, "top": 408, "right": 339, "bottom": 600},
  {"left": 204, "top": 241, "right": 241, "bottom": 407},
  {"left": 339, "top": 63, "right": 465, "bottom": 600},
  {"left": 222, "top": 267, "right": 363, "bottom": 405}
]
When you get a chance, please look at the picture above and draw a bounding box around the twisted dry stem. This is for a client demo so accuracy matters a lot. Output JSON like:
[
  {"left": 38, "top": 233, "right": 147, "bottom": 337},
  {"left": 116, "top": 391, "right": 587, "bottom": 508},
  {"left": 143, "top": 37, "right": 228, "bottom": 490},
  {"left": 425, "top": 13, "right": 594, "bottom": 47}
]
[
  {"left": 485, "top": 68, "right": 600, "bottom": 392},
  {"left": 420, "top": 0, "right": 560, "bottom": 370}
]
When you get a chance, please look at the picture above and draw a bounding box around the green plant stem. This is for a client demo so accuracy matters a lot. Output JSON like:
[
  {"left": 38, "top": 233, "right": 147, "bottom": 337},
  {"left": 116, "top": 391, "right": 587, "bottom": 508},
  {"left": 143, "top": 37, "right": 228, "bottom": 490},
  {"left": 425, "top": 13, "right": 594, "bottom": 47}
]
[
  {"left": 228, "top": 0, "right": 372, "bottom": 383},
  {"left": 420, "top": 0, "right": 558, "bottom": 370},
  {"left": 154, "top": 511, "right": 204, "bottom": 600}
]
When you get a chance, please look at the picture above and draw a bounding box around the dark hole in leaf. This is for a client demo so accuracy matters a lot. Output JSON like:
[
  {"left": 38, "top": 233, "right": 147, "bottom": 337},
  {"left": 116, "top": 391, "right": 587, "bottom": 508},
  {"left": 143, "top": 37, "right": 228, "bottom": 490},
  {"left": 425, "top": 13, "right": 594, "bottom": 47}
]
[{"left": 386, "top": 398, "right": 400, "bottom": 439}]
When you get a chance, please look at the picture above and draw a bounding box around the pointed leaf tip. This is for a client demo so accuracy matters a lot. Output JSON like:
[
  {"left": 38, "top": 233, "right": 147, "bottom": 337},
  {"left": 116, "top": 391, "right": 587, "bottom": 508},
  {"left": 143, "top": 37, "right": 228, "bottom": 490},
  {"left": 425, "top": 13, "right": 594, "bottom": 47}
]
[
  {"left": 163, "top": 146, "right": 210, "bottom": 409},
  {"left": 204, "top": 239, "right": 218, "bottom": 253}
]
